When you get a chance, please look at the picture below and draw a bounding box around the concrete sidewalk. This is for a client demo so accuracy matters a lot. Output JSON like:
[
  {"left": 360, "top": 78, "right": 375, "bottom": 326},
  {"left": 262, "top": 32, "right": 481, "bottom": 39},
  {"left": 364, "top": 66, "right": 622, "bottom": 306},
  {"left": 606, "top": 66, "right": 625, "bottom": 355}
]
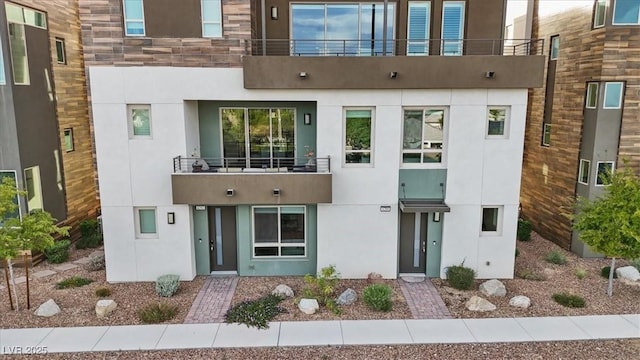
[{"left": 0, "top": 314, "right": 638, "bottom": 354}]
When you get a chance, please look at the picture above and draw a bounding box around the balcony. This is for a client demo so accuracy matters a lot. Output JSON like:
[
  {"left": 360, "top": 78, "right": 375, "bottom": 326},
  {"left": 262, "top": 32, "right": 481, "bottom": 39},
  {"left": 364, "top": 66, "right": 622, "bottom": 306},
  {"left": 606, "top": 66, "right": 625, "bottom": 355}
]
[
  {"left": 171, "top": 156, "right": 332, "bottom": 205},
  {"left": 243, "top": 38, "right": 545, "bottom": 90}
]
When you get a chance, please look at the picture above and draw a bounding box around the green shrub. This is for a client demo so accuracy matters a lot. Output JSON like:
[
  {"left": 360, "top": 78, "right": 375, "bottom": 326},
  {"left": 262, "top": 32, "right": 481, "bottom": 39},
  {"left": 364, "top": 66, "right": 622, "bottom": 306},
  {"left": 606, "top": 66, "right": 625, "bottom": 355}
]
[
  {"left": 224, "top": 294, "right": 285, "bottom": 329},
  {"left": 518, "top": 269, "right": 547, "bottom": 281},
  {"left": 95, "top": 286, "right": 111, "bottom": 297},
  {"left": 156, "top": 274, "right": 180, "bottom": 297},
  {"left": 544, "top": 250, "right": 567, "bottom": 265},
  {"left": 44, "top": 239, "right": 71, "bottom": 264},
  {"left": 515, "top": 249, "right": 520, "bottom": 258},
  {"left": 445, "top": 263, "right": 475, "bottom": 290},
  {"left": 86, "top": 254, "right": 105, "bottom": 272},
  {"left": 362, "top": 284, "right": 393, "bottom": 312},
  {"left": 552, "top": 293, "right": 586, "bottom": 308},
  {"left": 517, "top": 218, "right": 532, "bottom": 241},
  {"left": 629, "top": 258, "right": 640, "bottom": 272},
  {"left": 56, "top": 276, "right": 93, "bottom": 289},
  {"left": 76, "top": 219, "right": 103, "bottom": 249},
  {"left": 302, "top": 265, "right": 342, "bottom": 314},
  {"left": 138, "top": 303, "right": 178, "bottom": 324},
  {"left": 575, "top": 268, "right": 587, "bottom": 280},
  {"left": 600, "top": 266, "right": 618, "bottom": 279}
]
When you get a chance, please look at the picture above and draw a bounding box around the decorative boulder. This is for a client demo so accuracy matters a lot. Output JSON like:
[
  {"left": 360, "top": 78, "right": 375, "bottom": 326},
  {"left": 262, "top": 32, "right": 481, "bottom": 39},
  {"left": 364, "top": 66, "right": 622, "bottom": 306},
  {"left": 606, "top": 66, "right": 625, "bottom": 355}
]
[
  {"left": 509, "top": 295, "right": 531, "bottom": 309},
  {"left": 35, "top": 299, "right": 61, "bottom": 317},
  {"left": 479, "top": 279, "right": 507, "bottom": 297},
  {"left": 465, "top": 296, "right": 496, "bottom": 312},
  {"left": 616, "top": 266, "right": 640, "bottom": 282},
  {"left": 95, "top": 299, "right": 117, "bottom": 318},
  {"left": 298, "top": 298, "right": 319, "bottom": 315},
  {"left": 367, "top": 272, "right": 384, "bottom": 284},
  {"left": 336, "top": 288, "right": 357, "bottom": 306},
  {"left": 272, "top": 284, "right": 294, "bottom": 298}
]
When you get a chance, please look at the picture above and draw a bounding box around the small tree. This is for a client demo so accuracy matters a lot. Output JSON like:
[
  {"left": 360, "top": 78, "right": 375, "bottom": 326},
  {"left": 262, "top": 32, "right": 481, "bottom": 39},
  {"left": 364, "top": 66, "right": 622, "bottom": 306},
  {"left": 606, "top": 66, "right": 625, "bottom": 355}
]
[{"left": 573, "top": 165, "right": 640, "bottom": 296}]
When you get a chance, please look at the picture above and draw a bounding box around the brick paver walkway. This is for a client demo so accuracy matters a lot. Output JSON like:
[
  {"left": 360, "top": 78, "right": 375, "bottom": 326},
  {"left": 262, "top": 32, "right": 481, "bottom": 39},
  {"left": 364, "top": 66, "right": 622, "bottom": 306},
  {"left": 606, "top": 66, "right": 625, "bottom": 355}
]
[
  {"left": 184, "top": 276, "right": 238, "bottom": 324},
  {"left": 399, "top": 278, "right": 452, "bottom": 319}
]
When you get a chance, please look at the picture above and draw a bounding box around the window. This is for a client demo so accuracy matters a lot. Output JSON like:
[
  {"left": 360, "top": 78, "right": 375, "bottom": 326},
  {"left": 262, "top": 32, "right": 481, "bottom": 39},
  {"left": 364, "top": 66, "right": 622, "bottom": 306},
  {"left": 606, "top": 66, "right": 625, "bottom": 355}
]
[
  {"left": 24, "top": 166, "right": 43, "bottom": 212},
  {"left": 402, "top": 108, "right": 446, "bottom": 164},
  {"left": 481, "top": 206, "right": 502, "bottom": 234},
  {"left": 487, "top": 107, "right": 509, "bottom": 138},
  {"left": 55, "top": 38, "right": 66, "bottom": 64},
  {"left": 128, "top": 105, "right": 151, "bottom": 138},
  {"left": 578, "top": 159, "right": 590, "bottom": 185},
  {"left": 542, "top": 124, "right": 552, "bottom": 146},
  {"left": 63, "top": 128, "right": 74, "bottom": 152},
  {"left": 550, "top": 35, "right": 560, "bottom": 60},
  {"left": 594, "top": 0, "right": 607, "bottom": 28},
  {"left": 135, "top": 208, "right": 157, "bottom": 238},
  {"left": 8, "top": 23, "right": 29, "bottom": 85},
  {"left": 603, "top": 82, "right": 624, "bottom": 109},
  {"left": 596, "top": 161, "right": 615, "bottom": 186},
  {"left": 5, "top": 3, "right": 47, "bottom": 29},
  {"left": 613, "top": 0, "right": 640, "bottom": 25},
  {"left": 253, "top": 206, "right": 305, "bottom": 257},
  {"left": 291, "top": 2, "right": 396, "bottom": 56},
  {"left": 202, "top": 0, "right": 222, "bottom": 37},
  {"left": 0, "top": 37, "right": 5, "bottom": 85},
  {"left": 586, "top": 82, "right": 599, "bottom": 108},
  {"left": 123, "top": 0, "right": 145, "bottom": 36},
  {"left": 345, "top": 109, "right": 373, "bottom": 165},
  {"left": 442, "top": 1, "right": 465, "bottom": 56},
  {"left": 407, "top": 1, "right": 430, "bottom": 55}
]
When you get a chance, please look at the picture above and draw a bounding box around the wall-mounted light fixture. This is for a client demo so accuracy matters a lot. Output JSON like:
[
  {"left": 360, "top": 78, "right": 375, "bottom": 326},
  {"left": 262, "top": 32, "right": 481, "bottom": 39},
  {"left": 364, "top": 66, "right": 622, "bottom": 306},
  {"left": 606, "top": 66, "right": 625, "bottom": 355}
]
[
  {"left": 226, "top": 189, "right": 234, "bottom": 197},
  {"left": 389, "top": 71, "right": 398, "bottom": 79},
  {"left": 433, "top": 212, "right": 441, "bottom": 222},
  {"left": 271, "top": 6, "right": 278, "bottom": 20},
  {"left": 273, "top": 188, "right": 281, "bottom": 196},
  {"left": 304, "top": 113, "right": 312, "bottom": 125},
  {"left": 167, "top": 212, "right": 175, "bottom": 224},
  {"left": 299, "top": 71, "right": 307, "bottom": 79},
  {"left": 485, "top": 71, "right": 495, "bottom": 78}
]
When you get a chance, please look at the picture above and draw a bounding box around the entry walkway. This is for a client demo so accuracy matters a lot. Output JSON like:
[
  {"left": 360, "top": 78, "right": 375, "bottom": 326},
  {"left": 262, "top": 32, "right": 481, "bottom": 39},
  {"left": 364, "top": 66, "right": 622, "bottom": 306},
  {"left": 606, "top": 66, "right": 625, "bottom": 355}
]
[
  {"left": 0, "top": 315, "right": 637, "bottom": 354},
  {"left": 184, "top": 276, "right": 238, "bottom": 324},
  {"left": 399, "top": 277, "right": 452, "bottom": 319}
]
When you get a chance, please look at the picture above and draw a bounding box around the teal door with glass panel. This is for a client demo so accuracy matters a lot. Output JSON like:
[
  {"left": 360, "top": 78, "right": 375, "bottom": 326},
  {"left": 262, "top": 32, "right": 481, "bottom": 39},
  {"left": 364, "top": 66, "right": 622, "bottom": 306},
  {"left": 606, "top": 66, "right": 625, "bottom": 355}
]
[{"left": 208, "top": 206, "right": 237, "bottom": 272}]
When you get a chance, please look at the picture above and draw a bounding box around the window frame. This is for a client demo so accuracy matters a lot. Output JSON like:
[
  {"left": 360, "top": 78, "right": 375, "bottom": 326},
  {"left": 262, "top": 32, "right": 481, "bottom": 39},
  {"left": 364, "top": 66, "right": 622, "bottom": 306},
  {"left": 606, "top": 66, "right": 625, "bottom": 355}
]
[
  {"left": 406, "top": 1, "right": 431, "bottom": 56},
  {"left": 578, "top": 159, "right": 590, "bottom": 185},
  {"left": 441, "top": 1, "right": 465, "bottom": 56},
  {"left": 122, "top": 0, "right": 146, "bottom": 36},
  {"left": 595, "top": 161, "right": 615, "bottom": 186},
  {"left": 586, "top": 82, "right": 599, "bottom": 109},
  {"left": 252, "top": 205, "right": 307, "bottom": 259},
  {"left": 401, "top": 107, "right": 448, "bottom": 167},
  {"left": 55, "top": 38, "right": 66, "bottom": 65},
  {"left": 23, "top": 165, "right": 43, "bottom": 212},
  {"left": 550, "top": 35, "right": 560, "bottom": 60},
  {"left": 603, "top": 82, "right": 624, "bottom": 109},
  {"left": 63, "top": 128, "right": 74, "bottom": 152},
  {"left": 5, "top": 3, "right": 47, "bottom": 29},
  {"left": 593, "top": 0, "right": 607, "bottom": 28},
  {"left": 343, "top": 107, "right": 375, "bottom": 167},
  {"left": 542, "top": 123, "right": 552, "bottom": 146},
  {"left": 480, "top": 206, "right": 503, "bottom": 236},
  {"left": 201, "top": 0, "right": 223, "bottom": 38},
  {"left": 486, "top": 106, "right": 510, "bottom": 139},
  {"left": 612, "top": 0, "right": 640, "bottom": 25},
  {"left": 127, "top": 104, "right": 152, "bottom": 139},
  {"left": 134, "top": 207, "right": 157, "bottom": 239},
  {"left": 7, "top": 22, "right": 30, "bottom": 85}
]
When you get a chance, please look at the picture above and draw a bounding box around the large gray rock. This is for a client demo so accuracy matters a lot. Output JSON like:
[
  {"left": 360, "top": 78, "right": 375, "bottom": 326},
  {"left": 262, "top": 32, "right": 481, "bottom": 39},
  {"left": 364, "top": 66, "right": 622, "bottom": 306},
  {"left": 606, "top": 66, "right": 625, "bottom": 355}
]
[
  {"left": 616, "top": 266, "right": 640, "bottom": 282},
  {"left": 509, "top": 295, "right": 531, "bottom": 309},
  {"left": 367, "top": 272, "right": 383, "bottom": 284},
  {"left": 35, "top": 299, "right": 60, "bottom": 317},
  {"left": 336, "top": 288, "right": 357, "bottom": 305},
  {"left": 479, "top": 279, "right": 507, "bottom": 297},
  {"left": 466, "top": 296, "right": 496, "bottom": 312},
  {"left": 298, "top": 298, "right": 319, "bottom": 315},
  {"left": 272, "top": 284, "right": 294, "bottom": 298},
  {"left": 95, "top": 299, "right": 117, "bottom": 318}
]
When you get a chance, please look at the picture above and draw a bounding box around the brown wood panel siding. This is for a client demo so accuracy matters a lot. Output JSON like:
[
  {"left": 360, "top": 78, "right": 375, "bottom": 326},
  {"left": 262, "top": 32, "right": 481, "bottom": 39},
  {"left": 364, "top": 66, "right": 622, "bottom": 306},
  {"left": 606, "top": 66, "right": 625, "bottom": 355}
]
[
  {"left": 145, "top": 0, "right": 202, "bottom": 38},
  {"left": 521, "top": 1, "right": 640, "bottom": 249}
]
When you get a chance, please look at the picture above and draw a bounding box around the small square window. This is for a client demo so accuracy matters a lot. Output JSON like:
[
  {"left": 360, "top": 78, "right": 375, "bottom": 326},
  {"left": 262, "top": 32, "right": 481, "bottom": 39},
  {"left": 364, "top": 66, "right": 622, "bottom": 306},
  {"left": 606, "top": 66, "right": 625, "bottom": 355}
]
[
  {"left": 135, "top": 207, "right": 157, "bottom": 238},
  {"left": 481, "top": 206, "right": 502, "bottom": 235},
  {"left": 550, "top": 36, "right": 560, "bottom": 60},
  {"left": 593, "top": 0, "right": 606, "bottom": 28},
  {"left": 596, "top": 161, "right": 615, "bottom": 186},
  {"left": 578, "top": 159, "right": 590, "bottom": 185},
  {"left": 542, "top": 123, "right": 552, "bottom": 146},
  {"left": 586, "top": 82, "right": 598, "bottom": 109},
  {"left": 63, "top": 128, "right": 74, "bottom": 152},
  {"left": 55, "top": 38, "right": 66, "bottom": 64},
  {"left": 487, "top": 107, "right": 509, "bottom": 138},
  {"left": 603, "top": 82, "right": 624, "bottom": 109},
  {"left": 128, "top": 105, "right": 152, "bottom": 138}
]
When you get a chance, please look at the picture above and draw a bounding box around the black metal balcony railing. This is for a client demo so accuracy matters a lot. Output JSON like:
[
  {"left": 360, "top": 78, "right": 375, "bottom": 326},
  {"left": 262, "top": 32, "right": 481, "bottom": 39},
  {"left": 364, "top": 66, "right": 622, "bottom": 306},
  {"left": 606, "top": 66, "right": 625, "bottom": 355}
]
[
  {"left": 246, "top": 38, "right": 543, "bottom": 57},
  {"left": 172, "top": 156, "right": 331, "bottom": 174}
]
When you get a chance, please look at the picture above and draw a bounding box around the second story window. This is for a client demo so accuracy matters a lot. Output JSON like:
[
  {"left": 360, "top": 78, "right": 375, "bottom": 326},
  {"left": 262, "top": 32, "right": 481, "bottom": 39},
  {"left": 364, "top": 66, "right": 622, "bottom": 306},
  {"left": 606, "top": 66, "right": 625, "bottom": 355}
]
[
  {"left": 0, "top": 37, "right": 5, "bottom": 85},
  {"left": 402, "top": 108, "right": 446, "bottom": 165},
  {"left": 603, "top": 82, "right": 624, "bottom": 109},
  {"left": 123, "top": 0, "right": 145, "bottom": 36},
  {"left": 55, "top": 38, "right": 66, "bottom": 64},
  {"left": 407, "top": 1, "right": 431, "bottom": 55},
  {"left": 442, "top": 1, "right": 465, "bottom": 56},
  {"left": 594, "top": 0, "right": 607, "bottom": 28},
  {"left": 586, "top": 82, "right": 599, "bottom": 108},
  {"left": 202, "top": 0, "right": 222, "bottom": 37},
  {"left": 550, "top": 35, "right": 560, "bottom": 60},
  {"left": 613, "top": 0, "right": 640, "bottom": 25},
  {"left": 8, "top": 23, "right": 29, "bottom": 85}
]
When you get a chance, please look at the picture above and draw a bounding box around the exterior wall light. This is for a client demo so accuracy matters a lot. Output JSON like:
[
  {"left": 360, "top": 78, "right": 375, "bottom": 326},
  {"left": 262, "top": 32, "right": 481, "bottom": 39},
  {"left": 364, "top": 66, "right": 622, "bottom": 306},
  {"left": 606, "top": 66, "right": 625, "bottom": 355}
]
[
  {"left": 273, "top": 188, "right": 281, "bottom": 196},
  {"left": 299, "top": 71, "right": 307, "bottom": 78},
  {"left": 433, "top": 212, "right": 441, "bottom": 222},
  {"left": 167, "top": 212, "right": 175, "bottom": 224},
  {"left": 390, "top": 71, "right": 398, "bottom": 78},
  {"left": 226, "top": 189, "right": 234, "bottom": 197},
  {"left": 271, "top": 6, "right": 278, "bottom": 20}
]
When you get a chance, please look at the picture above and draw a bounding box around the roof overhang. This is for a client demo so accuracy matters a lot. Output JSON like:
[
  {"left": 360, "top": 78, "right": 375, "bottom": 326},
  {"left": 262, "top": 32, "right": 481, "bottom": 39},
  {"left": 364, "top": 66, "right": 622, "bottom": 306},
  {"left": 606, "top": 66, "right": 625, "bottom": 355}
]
[{"left": 399, "top": 199, "right": 450, "bottom": 213}]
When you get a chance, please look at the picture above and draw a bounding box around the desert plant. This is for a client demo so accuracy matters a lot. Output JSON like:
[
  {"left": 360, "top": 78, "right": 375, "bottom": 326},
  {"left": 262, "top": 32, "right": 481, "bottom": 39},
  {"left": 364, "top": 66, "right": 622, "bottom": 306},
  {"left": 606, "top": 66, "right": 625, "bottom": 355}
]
[
  {"left": 515, "top": 249, "right": 520, "bottom": 258},
  {"left": 575, "top": 268, "right": 587, "bottom": 280},
  {"left": 56, "top": 276, "right": 93, "bottom": 289},
  {"left": 518, "top": 269, "right": 547, "bottom": 281},
  {"left": 95, "top": 286, "right": 111, "bottom": 297},
  {"left": 138, "top": 302, "right": 178, "bottom": 323},
  {"left": 302, "top": 265, "right": 341, "bottom": 314},
  {"left": 44, "top": 239, "right": 72, "bottom": 264},
  {"left": 445, "top": 263, "right": 475, "bottom": 290},
  {"left": 76, "top": 219, "right": 103, "bottom": 249},
  {"left": 517, "top": 218, "right": 532, "bottom": 241},
  {"left": 544, "top": 250, "right": 567, "bottom": 265},
  {"left": 86, "top": 254, "right": 105, "bottom": 271},
  {"left": 362, "top": 284, "right": 393, "bottom": 312},
  {"left": 156, "top": 274, "right": 180, "bottom": 297},
  {"left": 629, "top": 258, "right": 640, "bottom": 271},
  {"left": 552, "top": 293, "right": 586, "bottom": 308},
  {"left": 224, "top": 294, "right": 285, "bottom": 329},
  {"left": 600, "top": 266, "right": 618, "bottom": 279}
]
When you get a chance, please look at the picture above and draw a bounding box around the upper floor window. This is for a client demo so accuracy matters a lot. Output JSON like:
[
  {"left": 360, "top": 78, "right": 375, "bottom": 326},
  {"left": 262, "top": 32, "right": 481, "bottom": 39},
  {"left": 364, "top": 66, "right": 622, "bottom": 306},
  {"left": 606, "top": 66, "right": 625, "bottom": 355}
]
[
  {"left": 202, "top": 0, "right": 222, "bottom": 37},
  {"left": 586, "top": 82, "right": 599, "bottom": 108},
  {"left": 613, "top": 0, "right": 640, "bottom": 25},
  {"left": 578, "top": 159, "right": 590, "bottom": 185},
  {"left": 0, "top": 37, "right": 5, "bottom": 85},
  {"left": 123, "top": 0, "right": 145, "bottom": 36},
  {"left": 407, "top": 1, "right": 431, "bottom": 55},
  {"left": 596, "top": 161, "right": 614, "bottom": 186},
  {"left": 550, "top": 35, "right": 560, "bottom": 60},
  {"left": 487, "top": 107, "right": 510, "bottom": 138},
  {"left": 594, "top": 0, "right": 607, "bottom": 28},
  {"left": 542, "top": 123, "right": 552, "bottom": 146},
  {"left": 5, "top": 3, "right": 47, "bottom": 29},
  {"left": 128, "top": 104, "right": 152, "bottom": 138},
  {"left": 402, "top": 108, "right": 446, "bottom": 165},
  {"left": 55, "top": 38, "right": 66, "bottom": 64},
  {"left": 603, "top": 82, "right": 624, "bottom": 109},
  {"left": 345, "top": 108, "right": 373, "bottom": 165},
  {"left": 442, "top": 1, "right": 465, "bottom": 56},
  {"left": 291, "top": 2, "right": 395, "bottom": 56},
  {"left": 8, "top": 23, "right": 29, "bottom": 85}
]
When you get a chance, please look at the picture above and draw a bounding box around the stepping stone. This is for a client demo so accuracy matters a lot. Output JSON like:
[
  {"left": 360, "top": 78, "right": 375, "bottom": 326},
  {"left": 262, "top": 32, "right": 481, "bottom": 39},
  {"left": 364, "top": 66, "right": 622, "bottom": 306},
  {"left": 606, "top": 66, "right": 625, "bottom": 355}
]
[
  {"left": 53, "top": 263, "right": 78, "bottom": 272},
  {"left": 401, "top": 275, "right": 426, "bottom": 283},
  {"left": 89, "top": 250, "right": 104, "bottom": 258},
  {"left": 73, "top": 257, "right": 91, "bottom": 265},
  {"left": 32, "top": 270, "right": 57, "bottom": 279},
  {"left": 14, "top": 276, "right": 26, "bottom": 284}
]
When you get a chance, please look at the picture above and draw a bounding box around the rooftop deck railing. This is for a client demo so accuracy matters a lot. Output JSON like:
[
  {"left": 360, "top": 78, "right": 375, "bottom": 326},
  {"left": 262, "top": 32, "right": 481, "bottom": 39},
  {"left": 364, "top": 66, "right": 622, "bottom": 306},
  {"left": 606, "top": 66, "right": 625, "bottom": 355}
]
[{"left": 173, "top": 156, "right": 331, "bottom": 174}]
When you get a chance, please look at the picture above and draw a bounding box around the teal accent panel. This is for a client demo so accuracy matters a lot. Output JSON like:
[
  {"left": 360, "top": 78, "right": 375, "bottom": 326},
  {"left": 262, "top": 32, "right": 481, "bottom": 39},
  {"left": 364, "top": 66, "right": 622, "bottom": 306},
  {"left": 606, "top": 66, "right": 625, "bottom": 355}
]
[
  {"left": 237, "top": 205, "right": 317, "bottom": 276},
  {"left": 193, "top": 207, "right": 211, "bottom": 275},
  {"left": 426, "top": 215, "right": 443, "bottom": 277},
  {"left": 197, "top": 101, "right": 316, "bottom": 160},
  {"left": 399, "top": 169, "right": 447, "bottom": 199}
]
